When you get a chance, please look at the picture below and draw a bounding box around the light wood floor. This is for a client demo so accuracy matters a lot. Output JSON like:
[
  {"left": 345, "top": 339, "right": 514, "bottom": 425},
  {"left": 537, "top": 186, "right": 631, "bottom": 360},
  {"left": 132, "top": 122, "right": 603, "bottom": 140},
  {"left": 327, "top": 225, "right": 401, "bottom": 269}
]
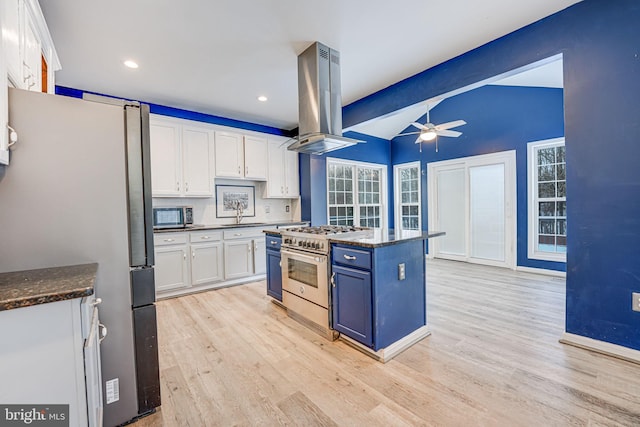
[{"left": 134, "top": 259, "right": 640, "bottom": 426}]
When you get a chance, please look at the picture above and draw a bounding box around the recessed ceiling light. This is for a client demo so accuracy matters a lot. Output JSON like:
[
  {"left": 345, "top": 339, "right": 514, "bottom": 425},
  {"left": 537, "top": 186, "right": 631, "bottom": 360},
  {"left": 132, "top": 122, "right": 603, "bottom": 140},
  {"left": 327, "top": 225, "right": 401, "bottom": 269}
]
[
  {"left": 257, "top": 95, "right": 268, "bottom": 102},
  {"left": 123, "top": 60, "right": 139, "bottom": 69}
]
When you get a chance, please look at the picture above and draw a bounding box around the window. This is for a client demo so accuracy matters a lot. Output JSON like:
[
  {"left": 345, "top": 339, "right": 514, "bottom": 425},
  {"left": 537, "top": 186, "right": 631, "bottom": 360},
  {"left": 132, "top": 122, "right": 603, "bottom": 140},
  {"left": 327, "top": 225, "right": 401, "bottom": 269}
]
[
  {"left": 394, "top": 162, "right": 421, "bottom": 231},
  {"left": 528, "top": 138, "right": 566, "bottom": 262},
  {"left": 327, "top": 159, "right": 386, "bottom": 229}
]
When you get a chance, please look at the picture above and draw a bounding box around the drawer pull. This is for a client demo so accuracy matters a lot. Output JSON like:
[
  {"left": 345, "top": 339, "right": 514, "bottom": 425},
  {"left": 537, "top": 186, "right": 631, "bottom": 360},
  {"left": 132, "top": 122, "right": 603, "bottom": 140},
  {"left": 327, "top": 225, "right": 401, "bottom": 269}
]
[
  {"left": 343, "top": 254, "right": 357, "bottom": 260},
  {"left": 201, "top": 236, "right": 211, "bottom": 240},
  {"left": 270, "top": 240, "right": 278, "bottom": 245},
  {"left": 164, "top": 238, "right": 175, "bottom": 242},
  {"left": 234, "top": 233, "right": 242, "bottom": 236}
]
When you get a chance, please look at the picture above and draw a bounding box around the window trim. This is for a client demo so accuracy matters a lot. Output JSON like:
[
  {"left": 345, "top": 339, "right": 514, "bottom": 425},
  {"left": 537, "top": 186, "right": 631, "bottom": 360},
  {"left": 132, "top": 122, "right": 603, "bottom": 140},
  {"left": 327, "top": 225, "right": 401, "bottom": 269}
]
[
  {"left": 527, "top": 137, "right": 567, "bottom": 263},
  {"left": 393, "top": 161, "right": 422, "bottom": 232},
  {"left": 326, "top": 157, "right": 387, "bottom": 230}
]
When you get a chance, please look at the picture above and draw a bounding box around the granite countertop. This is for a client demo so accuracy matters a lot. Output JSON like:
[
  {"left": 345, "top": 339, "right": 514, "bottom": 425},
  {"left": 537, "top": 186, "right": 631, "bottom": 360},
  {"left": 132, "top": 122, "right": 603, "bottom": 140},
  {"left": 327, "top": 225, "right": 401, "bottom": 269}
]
[
  {"left": 0, "top": 263, "right": 97, "bottom": 311},
  {"left": 329, "top": 229, "right": 446, "bottom": 248},
  {"left": 154, "top": 221, "right": 308, "bottom": 234}
]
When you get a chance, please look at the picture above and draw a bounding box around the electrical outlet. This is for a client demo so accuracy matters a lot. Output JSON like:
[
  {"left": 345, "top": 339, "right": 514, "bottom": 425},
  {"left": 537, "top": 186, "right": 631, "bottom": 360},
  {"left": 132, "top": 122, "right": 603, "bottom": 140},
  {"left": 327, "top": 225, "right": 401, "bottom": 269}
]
[
  {"left": 264, "top": 205, "right": 270, "bottom": 214},
  {"left": 285, "top": 205, "right": 290, "bottom": 212},
  {"left": 398, "top": 263, "right": 405, "bottom": 280},
  {"left": 633, "top": 292, "right": 640, "bottom": 312}
]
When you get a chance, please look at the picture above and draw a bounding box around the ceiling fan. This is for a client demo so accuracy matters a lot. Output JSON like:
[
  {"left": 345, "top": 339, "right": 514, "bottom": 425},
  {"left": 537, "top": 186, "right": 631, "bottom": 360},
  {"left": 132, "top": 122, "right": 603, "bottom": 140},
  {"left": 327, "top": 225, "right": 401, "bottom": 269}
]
[{"left": 396, "top": 105, "right": 466, "bottom": 152}]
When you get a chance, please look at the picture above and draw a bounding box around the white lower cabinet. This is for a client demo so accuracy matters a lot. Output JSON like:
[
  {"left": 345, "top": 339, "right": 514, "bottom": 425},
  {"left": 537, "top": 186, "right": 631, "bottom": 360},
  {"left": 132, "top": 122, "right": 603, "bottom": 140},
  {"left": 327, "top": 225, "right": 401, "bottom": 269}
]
[
  {"left": 0, "top": 296, "right": 102, "bottom": 427},
  {"left": 190, "top": 231, "right": 223, "bottom": 285},
  {"left": 154, "top": 233, "right": 190, "bottom": 293},
  {"left": 223, "top": 228, "right": 266, "bottom": 280},
  {"left": 223, "top": 239, "right": 253, "bottom": 279}
]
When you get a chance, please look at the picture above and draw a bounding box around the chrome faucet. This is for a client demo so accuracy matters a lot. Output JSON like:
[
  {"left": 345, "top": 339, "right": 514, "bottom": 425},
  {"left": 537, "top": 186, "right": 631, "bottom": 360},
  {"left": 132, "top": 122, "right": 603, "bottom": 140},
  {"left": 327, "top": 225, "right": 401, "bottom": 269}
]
[{"left": 235, "top": 200, "right": 244, "bottom": 224}]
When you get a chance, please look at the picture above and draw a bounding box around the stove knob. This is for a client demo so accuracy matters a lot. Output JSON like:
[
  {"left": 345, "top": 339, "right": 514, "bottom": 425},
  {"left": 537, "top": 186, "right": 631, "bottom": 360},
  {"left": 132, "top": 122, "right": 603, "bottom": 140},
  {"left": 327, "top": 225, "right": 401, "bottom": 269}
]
[
  {"left": 298, "top": 241, "right": 303, "bottom": 247},
  {"left": 313, "top": 242, "right": 319, "bottom": 249}
]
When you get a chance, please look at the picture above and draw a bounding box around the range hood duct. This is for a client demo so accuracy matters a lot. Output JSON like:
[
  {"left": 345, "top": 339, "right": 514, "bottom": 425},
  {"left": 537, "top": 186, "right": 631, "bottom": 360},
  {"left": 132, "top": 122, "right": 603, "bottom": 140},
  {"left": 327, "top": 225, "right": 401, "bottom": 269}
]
[{"left": 287, "top": 42, "right": 363, "bottom": 155}]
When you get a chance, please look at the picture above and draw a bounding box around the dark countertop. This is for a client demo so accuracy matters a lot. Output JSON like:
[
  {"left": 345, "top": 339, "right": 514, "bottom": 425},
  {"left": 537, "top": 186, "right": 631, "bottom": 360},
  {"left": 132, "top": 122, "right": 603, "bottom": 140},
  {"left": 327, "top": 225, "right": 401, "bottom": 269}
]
[
  {"left": 329, "top": 229, "right": 445, "bottom": 248},
  {"left": 0, "top": 263, "right": 97, "bottom": 311},
  {"left": 155, "top": 221, "right": 308, "bottom": 234}
]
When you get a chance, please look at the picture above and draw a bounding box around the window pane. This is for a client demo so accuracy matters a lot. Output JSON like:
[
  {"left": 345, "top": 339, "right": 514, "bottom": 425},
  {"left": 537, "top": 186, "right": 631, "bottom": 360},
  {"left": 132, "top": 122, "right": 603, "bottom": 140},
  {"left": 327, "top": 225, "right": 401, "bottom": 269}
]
[
  {"left": 329, "top": 193, "right": 335, "bottom": 204},
  {"left": 538, "top": 165, "right": 555, "bottom": 181},
  {"left": 557, "top": 163, "right": 566, "bottom": 180},
  {"left": 556, "top": 201, "right": 566, "bottom": 217},
  {"left": 557, "top": 181, "right": 566, "bottom": 198},
  {"left": 402, "top": 193, "right": 409, "bottom": 203},
  {"left": 539, "top": 219, "right": 555, "bottom": 234},
  {"left": 539, "top": 183, "right": 556, "bottom": 198},
  {"left": 337, "top": 193, "right": 344, "bottom": 204},
  {"left": 557, "top": 219, "right": 567, "bottom": 236},
  {"left": 538, "top": 148, "right": 555, "bottom": 165},
  {"left": 411, "top": 168, "right": 418, "bottom": 179},
  {"left": 557, "top": 146, "right": 566, "bottom": 163},
  {"left": 539, "top": 202, "right": 555, "bottom": 217},
  {"left": 346, "top": 193, "right": 353, "bottom": 204}
]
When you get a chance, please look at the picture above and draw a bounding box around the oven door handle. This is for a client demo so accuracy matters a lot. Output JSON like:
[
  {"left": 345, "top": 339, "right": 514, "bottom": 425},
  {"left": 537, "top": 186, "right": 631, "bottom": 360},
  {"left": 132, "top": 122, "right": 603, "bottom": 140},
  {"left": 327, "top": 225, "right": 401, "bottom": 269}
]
[{"left": 281, "top": 249, "right": 325, "bottom": 264}]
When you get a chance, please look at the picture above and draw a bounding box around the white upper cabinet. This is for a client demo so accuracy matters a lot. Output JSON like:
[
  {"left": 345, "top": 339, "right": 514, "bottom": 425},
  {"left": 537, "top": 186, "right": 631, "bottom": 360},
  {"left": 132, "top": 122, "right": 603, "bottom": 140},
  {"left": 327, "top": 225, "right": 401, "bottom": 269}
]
[
  {"left": 264, "top": 138, "right": 299, "bottom": 198},
  {"left": 214, "top": 131, "right": 244, "bottom": 178},
  {"left": 214, "top": 131, "right": 268, "bottom": 180},
  {"left": 3, "top": 0, "right": 22, "bottom": 87},
  {"left": 150, "top": 116, "right": 214, "bottom": 198},
  {"left": 182, "top": 126, "right": 214, "bottom": 196},
  {"left": 243, "top": 135, "right": 268, "bottom": 180},
  {"left": 150, "top": 121, "right": 181, "bottom": 196}
]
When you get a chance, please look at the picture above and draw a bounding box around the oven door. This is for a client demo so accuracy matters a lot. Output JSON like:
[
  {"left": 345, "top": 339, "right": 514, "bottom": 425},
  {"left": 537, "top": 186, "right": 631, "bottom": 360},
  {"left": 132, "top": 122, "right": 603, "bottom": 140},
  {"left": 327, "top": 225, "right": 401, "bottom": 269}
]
[{"left": 281, "top": 248, "right": 329, "bottom": 308}]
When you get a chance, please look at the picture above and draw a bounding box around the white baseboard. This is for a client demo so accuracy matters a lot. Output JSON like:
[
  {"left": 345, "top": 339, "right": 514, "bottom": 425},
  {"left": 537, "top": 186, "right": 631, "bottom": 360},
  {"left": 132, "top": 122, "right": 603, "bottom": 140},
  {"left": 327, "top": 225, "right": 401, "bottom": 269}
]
[
  {"left": 560, "top": 332, "right": 640, "bottom": 365},
  {"left": 339, "top": 325, "right": 431, "bottom": 363},
  {"left": 516, "top": 265, "right": 566, "bottom": 277},
  {"left": 157, "top": 274, "right": 266, "bottom": 300}
]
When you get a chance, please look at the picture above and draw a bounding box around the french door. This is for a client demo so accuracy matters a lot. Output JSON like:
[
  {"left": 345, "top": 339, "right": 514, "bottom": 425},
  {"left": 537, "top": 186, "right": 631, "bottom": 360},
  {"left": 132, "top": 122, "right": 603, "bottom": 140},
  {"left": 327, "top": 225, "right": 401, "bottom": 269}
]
[{"left": 427, "top": 151, "right": 516, "bottom": 268}]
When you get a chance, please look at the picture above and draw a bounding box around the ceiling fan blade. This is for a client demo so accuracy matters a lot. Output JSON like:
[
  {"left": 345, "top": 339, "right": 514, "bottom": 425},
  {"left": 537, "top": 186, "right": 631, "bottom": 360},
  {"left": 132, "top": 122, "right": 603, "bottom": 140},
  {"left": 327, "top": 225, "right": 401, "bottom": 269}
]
[
  {"left": 414, "top": 136, "right": 422, "bottom": 144},
  {"left": 395, "top": 131, "right": 420, "bottom": 137},
  {"left": 435, "top": 120, "right": 466, "bottom": 131},
  {"left": 410, "top": 122, "right": 428, "bottom": 130},
  {"left": 436, "top": 129, "right": 462, "bottom": 137}
]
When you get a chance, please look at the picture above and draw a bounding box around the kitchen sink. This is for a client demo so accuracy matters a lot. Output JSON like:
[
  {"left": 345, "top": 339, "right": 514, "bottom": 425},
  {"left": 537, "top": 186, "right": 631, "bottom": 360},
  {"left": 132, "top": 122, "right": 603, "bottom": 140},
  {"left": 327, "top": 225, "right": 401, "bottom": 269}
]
[{"left": 221, "top": 222, "right": 266, "bottom": 226}]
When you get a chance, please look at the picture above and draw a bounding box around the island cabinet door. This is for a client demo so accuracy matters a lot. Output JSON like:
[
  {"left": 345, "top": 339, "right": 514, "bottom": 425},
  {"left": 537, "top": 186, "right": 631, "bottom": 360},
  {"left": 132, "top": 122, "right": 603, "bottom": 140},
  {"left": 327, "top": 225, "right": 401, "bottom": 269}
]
[
  {"left": 332, "top": 265, "right": 373, "bottom": 347},
  {"left": 266, "top": 249, "right": 282, "bottom": 301}
]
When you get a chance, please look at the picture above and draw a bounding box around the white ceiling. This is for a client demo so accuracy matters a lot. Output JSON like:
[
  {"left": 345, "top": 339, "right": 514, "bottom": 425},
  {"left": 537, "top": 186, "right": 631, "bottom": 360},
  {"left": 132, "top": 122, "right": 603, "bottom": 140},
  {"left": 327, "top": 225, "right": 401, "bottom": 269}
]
[{"left": 39, "top": 0, "right": 580, "bottom": 131}]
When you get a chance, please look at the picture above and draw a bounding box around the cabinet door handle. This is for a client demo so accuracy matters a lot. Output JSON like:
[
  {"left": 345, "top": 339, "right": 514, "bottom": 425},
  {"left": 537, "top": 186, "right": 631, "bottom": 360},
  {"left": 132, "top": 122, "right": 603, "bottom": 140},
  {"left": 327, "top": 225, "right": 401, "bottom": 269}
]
[
  {"left": 164, "top": 238, "right": 175, "bottom": 242},
  {"left": 91, "top": 298, "right": 103, "bottom": 306},
  {"left": 238, "top": 166, "right": 241, "bottom": 175},
  {"left": 281, "top": 186, "right": 284, "bottom": 194},
  {"left": 279, "top": 260, "right": 282, "bottom": 267},
  {"left": 331, "top": 272, "right": 336, "bottom": 288},
  {"left": 192, "top": 251, "right": 196, "bottom": 258},
  {"left": 185, "top": 182, "right": 189, "bottom": 192},
  {"left": 343, "top": 254, "right": 357, "bottom": 260},
  {"left": 286, "top": 186, "right": 289, "bottom": 194},
  {"left": 183, "top": 253, "right": 187, "bottom": 260},
  {"left": 176, "top": 181, "right": 180, "bottom": 191}
]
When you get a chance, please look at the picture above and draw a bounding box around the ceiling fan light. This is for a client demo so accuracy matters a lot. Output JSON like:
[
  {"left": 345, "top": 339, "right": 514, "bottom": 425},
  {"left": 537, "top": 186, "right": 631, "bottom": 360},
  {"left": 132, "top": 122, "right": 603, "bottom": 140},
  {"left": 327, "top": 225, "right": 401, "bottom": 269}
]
[{"left": 420, "top": 130, "right": 437, "bottom": 141}]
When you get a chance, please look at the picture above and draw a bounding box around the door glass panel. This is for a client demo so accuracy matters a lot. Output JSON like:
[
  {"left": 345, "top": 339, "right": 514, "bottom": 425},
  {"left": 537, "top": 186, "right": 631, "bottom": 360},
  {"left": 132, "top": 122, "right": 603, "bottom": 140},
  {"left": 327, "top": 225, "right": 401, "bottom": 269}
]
[
  {"left": 437, "top": 168, "right": 466, "bottom": 255},
  {"left": 287, "top": 258, "right": 318, "bottom": 288},
  {"left": 470, "top": 164, "right": 505, "bottom": 261}
]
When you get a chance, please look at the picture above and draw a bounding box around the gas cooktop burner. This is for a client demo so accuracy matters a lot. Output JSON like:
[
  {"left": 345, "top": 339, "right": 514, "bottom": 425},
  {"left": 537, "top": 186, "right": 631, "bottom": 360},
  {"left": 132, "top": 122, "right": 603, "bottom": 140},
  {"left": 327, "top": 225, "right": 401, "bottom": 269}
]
[{"left": 287, "top": 225, "right": 370, "bottom": 235}]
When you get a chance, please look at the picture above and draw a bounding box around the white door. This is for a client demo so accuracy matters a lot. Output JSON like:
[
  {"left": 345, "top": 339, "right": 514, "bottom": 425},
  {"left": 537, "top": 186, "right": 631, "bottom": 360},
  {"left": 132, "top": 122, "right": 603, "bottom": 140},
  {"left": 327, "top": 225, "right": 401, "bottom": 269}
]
[
  {"left": 182, "top": 127, "right": 212, "bottom": 196},
  {"left": 285, "top": 149, "right": 300, "bottom": 197},
  {"left": 223, "top": 240, "right": 253, "bottom": 279},
  {"left": 266, "top": 140, "right": 286, "bottom": 197},
  {"left": 155, "top": 246, "right": 190, "bottom": 292},
  {"left": 429, "top": 150, "right": 516, "bottom": 268},
  {"left": 253, "top": 239, "right": 266, "bottom": 275}
]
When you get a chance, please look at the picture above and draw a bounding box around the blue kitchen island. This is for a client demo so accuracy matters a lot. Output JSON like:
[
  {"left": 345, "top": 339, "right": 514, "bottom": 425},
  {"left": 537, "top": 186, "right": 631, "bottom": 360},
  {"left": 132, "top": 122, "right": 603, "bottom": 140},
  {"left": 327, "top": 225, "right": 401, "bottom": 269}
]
[{"left": 328, "top": 229, "right": 444, "bottom": 362}]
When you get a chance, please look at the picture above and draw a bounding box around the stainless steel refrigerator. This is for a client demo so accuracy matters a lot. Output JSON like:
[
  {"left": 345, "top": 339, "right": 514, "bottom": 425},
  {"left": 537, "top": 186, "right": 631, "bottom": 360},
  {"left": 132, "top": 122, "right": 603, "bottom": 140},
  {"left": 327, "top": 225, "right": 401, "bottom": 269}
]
[{"left": 0, "top": 88, "right": 161, "bottom": 426}]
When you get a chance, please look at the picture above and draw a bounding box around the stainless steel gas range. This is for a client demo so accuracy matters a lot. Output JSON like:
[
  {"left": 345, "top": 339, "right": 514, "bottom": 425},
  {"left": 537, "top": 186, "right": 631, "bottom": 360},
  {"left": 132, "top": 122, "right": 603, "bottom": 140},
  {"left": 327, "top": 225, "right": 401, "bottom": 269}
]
[{"left": 279, "top": 225, "right": 371, "bottom": 339}]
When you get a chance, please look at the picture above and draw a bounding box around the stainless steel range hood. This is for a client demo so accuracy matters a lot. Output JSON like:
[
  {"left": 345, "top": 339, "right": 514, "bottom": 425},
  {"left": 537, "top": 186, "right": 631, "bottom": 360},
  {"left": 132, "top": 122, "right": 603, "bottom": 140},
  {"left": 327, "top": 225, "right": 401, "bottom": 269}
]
[{"left": 287, "top": 42, "right": 363, "bottom": 155}]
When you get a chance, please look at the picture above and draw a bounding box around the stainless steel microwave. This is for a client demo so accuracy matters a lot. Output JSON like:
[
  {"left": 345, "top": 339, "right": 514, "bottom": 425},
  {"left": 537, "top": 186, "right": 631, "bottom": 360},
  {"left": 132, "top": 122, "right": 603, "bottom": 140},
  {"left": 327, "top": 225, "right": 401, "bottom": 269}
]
[{"left": 152, "top": 206, "right": 193, "bottom": 229}]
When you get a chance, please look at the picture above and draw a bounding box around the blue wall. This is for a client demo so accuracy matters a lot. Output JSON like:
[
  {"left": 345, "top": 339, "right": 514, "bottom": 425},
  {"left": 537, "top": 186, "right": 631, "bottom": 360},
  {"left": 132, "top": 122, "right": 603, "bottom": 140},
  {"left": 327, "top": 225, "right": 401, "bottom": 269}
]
[
  {"left": 299, "top": 132, "right": 391, "bottom": 226},
  {"left": 339, "top": 0, "right": 640, "bottom": 351},
  {"left": 391, "top": 85, "right": 565, "bottom": 271}
]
